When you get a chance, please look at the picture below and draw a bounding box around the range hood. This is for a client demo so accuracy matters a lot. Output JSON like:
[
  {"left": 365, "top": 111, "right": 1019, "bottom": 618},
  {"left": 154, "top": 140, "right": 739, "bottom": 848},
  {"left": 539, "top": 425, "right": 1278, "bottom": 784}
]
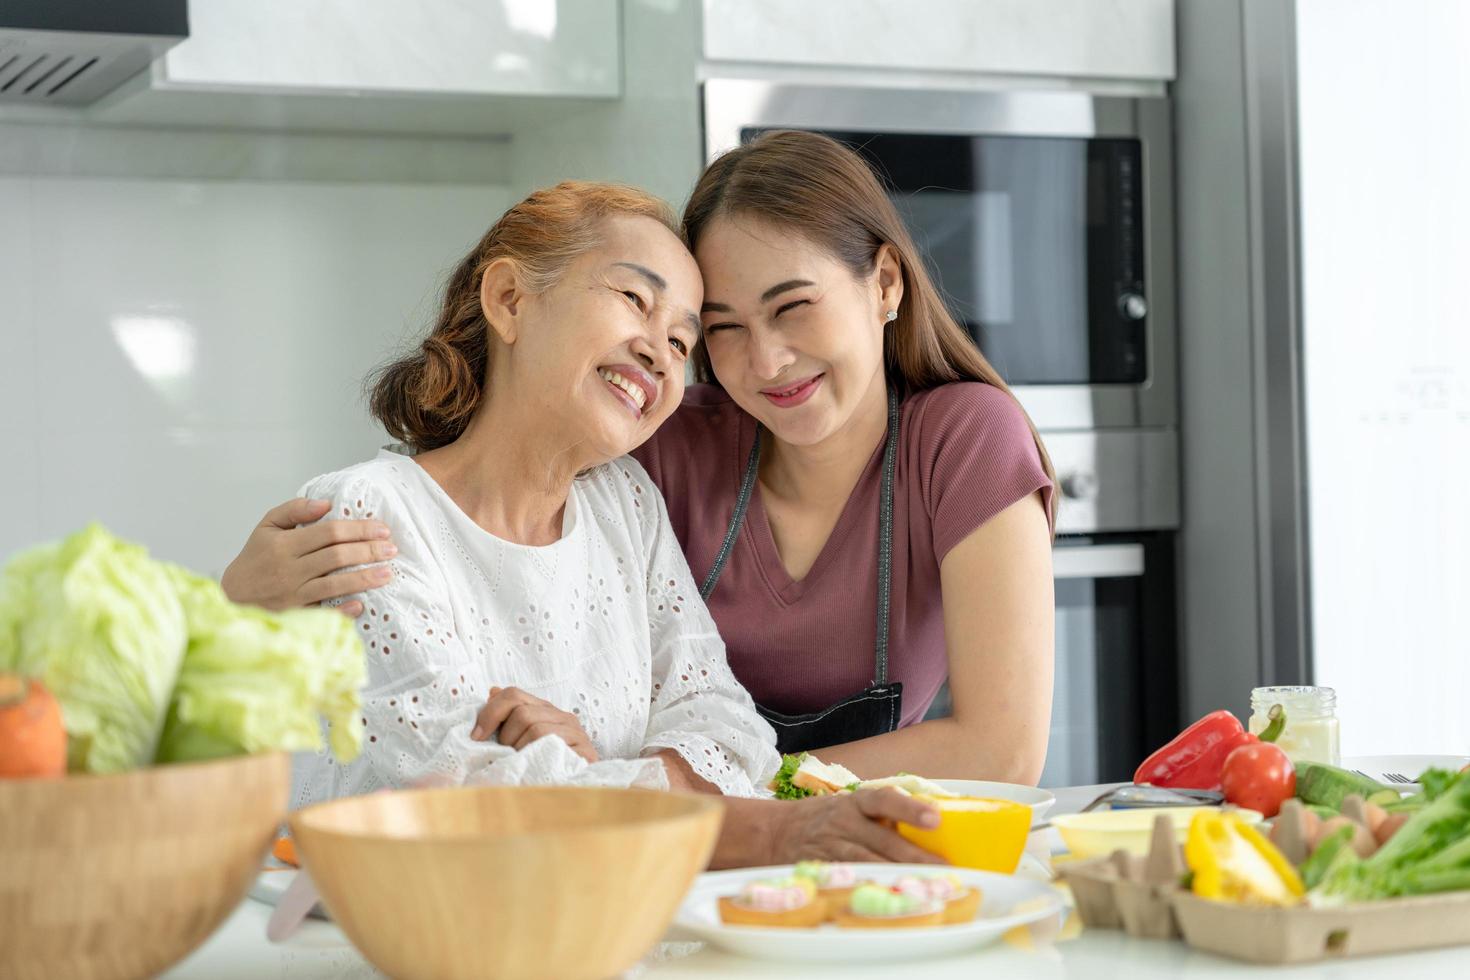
[{"left": 0, "top": 0, "right": 187, "bottom": 106}]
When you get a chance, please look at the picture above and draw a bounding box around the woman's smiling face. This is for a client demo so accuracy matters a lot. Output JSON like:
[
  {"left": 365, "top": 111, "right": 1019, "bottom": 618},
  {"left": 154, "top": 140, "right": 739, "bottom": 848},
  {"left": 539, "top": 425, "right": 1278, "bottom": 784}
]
[
  {"left": 487, "top": 214, "right": 703, "bottom": 463},
  {"left": 694, "top": 215, "right": 896, "bottom": 447}
]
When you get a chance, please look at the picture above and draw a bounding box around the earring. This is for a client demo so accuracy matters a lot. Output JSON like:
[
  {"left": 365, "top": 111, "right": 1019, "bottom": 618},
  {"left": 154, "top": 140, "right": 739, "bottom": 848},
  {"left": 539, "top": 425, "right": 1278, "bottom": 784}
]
[{"left": 884, "top": 310, "right": 898, "bottom": 323}]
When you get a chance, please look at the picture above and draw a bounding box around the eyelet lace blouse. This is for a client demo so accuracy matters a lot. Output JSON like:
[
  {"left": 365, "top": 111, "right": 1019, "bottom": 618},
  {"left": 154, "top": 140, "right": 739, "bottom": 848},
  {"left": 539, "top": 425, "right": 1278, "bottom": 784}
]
[{"left": 290, "top": 448, "right": 780, "bottom": 809}]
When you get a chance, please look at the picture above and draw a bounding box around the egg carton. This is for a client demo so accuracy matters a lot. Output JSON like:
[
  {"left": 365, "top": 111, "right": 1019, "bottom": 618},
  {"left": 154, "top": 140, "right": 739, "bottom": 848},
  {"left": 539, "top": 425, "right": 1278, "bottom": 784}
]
[{"left": 1058, "top": 811, "right": 1470, "bottom": 963}]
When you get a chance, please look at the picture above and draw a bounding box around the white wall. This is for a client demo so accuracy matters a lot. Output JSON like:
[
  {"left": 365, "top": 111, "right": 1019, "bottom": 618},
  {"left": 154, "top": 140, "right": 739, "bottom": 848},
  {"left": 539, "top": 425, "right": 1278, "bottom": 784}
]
[
  {"left": 0, "top": 171, "right": 511, "bottom": 576},
  {"left": 1297, "top": 0, "right": 1470, "bottom": 755},
  {"left": 0, "top": 0, "right": 706, "bottom": 580}
]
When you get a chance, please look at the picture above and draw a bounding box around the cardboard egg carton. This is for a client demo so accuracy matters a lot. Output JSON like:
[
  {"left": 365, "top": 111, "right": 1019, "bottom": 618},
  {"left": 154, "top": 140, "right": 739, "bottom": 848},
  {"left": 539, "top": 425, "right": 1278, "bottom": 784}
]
[{"left": 1058, "top": 810, "right": 1470, "bottom": 964}]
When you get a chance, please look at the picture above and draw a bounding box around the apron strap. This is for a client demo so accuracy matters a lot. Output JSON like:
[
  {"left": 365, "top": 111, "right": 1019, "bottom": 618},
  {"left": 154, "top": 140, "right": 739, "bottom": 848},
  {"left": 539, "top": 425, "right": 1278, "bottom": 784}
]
[
  {"left": 699, "top": 430, "right": 761, "bottom": 602},
  {"left": 700, "top": 388, "right": 902, "bottom": 688},
  {"left": 874, "top": 387, "right": 900, "bottom": 685}
]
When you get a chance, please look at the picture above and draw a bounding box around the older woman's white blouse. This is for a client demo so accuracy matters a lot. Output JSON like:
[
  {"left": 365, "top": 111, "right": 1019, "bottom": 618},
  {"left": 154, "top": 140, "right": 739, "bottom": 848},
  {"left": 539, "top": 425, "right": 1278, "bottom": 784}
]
[{"left": 290, "top": 448, "right": 779, "bottom": 808}]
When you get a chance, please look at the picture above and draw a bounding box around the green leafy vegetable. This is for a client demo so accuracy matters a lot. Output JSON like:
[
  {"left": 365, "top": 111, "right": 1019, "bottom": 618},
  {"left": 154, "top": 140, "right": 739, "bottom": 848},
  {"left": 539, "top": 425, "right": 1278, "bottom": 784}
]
[
  {"left": 0, "top": 525, "right": 186, "bottom": 773},
  {"left": 771, "top": 753, "right": 814, "bottom": 800},
  {"left": 0, "top": 524, "right": 365, "bottom": 772},
  {"left": 155, "top": 566, "right": 364, "bottom": 764},
  {"left": 1315, "top": 768, "right": 1470, "bottom": 901},
  {"left": 1418, "top": 767, "right": 1462, "bottom": 802}
]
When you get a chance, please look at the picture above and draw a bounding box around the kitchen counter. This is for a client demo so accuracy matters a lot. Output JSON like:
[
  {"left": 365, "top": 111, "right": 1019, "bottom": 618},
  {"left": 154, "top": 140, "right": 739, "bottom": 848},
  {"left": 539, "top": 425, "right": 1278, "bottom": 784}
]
[{"left": 165, "top": 785, "right": 1470, "bottom": 979}]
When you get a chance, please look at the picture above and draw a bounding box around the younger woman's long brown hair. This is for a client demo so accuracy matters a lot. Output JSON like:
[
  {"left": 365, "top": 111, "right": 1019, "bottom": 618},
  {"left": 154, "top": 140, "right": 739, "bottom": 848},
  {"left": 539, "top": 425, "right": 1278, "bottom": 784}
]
[{"left": 682, "top": 129, "right": 1058, "bottom": 529}]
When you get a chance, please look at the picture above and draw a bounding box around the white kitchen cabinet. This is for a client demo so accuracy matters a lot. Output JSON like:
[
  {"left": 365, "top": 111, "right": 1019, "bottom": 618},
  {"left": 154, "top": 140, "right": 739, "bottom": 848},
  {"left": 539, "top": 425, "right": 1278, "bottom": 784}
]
[
  {"left": 161, "top": 0, "right": 619, "bottom": 98},
  {"left": 89, "top": 0, "right": 621, "bottom": 136},
  {"left": 701, "top": 0, "right": 1176, "bottom": 81}
]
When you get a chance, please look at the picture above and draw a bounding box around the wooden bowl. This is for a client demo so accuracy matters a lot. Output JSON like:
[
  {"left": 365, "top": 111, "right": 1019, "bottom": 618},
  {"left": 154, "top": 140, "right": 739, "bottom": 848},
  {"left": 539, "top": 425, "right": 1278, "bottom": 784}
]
[
  {"left": 0, "top": 752, "right": 289, "bottom": 980},
  {"left": 290, "top": 786, "right": 725, "bottom": 980}
]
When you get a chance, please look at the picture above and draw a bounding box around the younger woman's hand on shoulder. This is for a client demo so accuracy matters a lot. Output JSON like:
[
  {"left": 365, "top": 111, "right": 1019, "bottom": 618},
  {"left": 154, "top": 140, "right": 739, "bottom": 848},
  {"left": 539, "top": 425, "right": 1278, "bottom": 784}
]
[{"left": 220, "top": 497, "right": 397, "bottom": 617}]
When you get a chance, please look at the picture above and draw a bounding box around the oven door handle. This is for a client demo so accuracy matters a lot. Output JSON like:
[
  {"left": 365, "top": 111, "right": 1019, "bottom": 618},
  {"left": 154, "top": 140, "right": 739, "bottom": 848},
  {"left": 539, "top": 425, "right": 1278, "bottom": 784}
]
[{"left": 1052, "top": 543, "right": 1145, "bottom": 579}]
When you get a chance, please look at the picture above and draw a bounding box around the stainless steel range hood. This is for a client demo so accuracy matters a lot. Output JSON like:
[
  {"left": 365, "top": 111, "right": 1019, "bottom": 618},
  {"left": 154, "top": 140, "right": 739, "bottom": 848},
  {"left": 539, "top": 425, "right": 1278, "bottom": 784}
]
[{"left": 0, "top": 0, "right": 187, "bottom": 106}]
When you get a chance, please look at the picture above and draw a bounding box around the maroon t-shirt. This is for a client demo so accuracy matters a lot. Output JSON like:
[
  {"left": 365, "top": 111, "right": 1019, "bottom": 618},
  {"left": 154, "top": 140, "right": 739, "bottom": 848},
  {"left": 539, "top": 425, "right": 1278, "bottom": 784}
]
[{"left": 631, "top": 382, "right": 1054, "bottom": 727}]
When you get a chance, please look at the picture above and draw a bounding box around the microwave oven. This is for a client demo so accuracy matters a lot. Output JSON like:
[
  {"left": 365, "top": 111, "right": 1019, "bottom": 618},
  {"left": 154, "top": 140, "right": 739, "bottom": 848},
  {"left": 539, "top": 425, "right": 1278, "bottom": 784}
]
[{"left": 702, "top": 79, "right": 1177, "bottom": 433}]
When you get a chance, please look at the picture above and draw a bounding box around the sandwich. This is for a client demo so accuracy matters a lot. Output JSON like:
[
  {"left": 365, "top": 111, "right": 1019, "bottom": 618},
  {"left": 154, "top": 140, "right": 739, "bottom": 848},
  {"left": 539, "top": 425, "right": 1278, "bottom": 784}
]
[{"left": 768, "top": 752, "right": 959, "bottom": 800}]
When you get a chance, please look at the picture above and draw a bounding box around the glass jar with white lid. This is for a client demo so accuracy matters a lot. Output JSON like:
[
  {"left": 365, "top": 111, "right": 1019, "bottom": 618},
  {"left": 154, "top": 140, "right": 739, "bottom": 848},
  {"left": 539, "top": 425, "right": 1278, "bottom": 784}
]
[{"left": 1248, "top": 686, "right": 1340, "bottom": 766}]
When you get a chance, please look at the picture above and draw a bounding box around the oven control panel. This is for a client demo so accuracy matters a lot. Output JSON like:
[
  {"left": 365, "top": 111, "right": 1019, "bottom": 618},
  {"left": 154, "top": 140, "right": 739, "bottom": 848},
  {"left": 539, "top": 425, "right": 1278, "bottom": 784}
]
[{"left": 1043, "top": 429, "right": 1179, "bottom": 534}]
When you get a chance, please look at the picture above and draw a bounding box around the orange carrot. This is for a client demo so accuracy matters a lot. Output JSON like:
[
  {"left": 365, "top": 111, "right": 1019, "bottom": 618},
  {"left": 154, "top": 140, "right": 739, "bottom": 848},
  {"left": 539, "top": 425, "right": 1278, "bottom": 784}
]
[
  {"left": 0, "top": 674, "right": 67, "bottom": 778},
  {"left": 272, "top": 835, "right": 299, "bottom": 867}
]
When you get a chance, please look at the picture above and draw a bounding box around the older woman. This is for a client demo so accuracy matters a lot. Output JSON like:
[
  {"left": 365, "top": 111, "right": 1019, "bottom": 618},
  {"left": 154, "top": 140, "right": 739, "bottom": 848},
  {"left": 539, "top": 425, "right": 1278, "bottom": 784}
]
[{"left": 290, "top": 180, "right": 940, "bottom": 867}]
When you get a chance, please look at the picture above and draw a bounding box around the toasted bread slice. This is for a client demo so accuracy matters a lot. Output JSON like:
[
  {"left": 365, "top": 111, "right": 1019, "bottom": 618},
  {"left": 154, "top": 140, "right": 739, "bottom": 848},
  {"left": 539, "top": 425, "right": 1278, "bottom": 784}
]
[
  {"left": 717, "top": 896, "right": 826, "bottom": 928},
  {"left": 940, "top": 888, "right": 981, "bottom": 924},
  {"left": 831, "top": 907, "right": 945, "bottom": 929},
  {"left": 855, "top": 773, "right": 957, "bottom": 798}
]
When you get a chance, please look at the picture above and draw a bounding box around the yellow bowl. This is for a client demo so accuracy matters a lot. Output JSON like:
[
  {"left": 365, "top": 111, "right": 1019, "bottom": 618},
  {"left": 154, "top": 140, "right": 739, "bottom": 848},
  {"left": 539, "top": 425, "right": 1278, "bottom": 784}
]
[
  {"left": 290, "top": 786, "right": 724, "bottom": 980},
  {"left": 1052, "top": 806, "right": 1264, "bottom": 858},
  {"left": 0, "top": 752, "right": 288, "bottom": 980},
  {"left": 896, "top": 795, "right": 1033, "bottom": 872}
]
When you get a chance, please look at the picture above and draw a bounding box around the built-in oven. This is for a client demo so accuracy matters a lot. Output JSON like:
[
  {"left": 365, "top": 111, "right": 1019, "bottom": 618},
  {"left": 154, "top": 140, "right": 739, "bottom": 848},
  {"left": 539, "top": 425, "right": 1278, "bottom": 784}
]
[
  {"left": 703, "top": 80, "right": 1183, "bottom": 785},
  {"left": 1045, "top": 532, "right": 1179, "bottom": 786},
  {"left": 702, "top": 78, "right": 1177, "bottom": 432}
]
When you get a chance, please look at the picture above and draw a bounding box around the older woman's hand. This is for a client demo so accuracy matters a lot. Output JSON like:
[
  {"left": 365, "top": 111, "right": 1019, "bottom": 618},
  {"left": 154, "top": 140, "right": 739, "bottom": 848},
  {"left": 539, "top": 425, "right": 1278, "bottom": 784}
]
[
  {"left": 764, "top": 789, "right": 946, "bottom": 865},
  {"left": 471, "top": 686, "right": 599, "bottom": 763},
  {"left": 220, "top": 498, "right": 396, "bottom": 617}
]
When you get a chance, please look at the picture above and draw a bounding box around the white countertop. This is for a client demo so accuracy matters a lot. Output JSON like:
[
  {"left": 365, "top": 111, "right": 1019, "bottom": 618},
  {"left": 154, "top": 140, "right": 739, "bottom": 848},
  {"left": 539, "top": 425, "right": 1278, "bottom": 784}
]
[{"left": 164, "top": 785, "right": 1470, "bottom": 979}]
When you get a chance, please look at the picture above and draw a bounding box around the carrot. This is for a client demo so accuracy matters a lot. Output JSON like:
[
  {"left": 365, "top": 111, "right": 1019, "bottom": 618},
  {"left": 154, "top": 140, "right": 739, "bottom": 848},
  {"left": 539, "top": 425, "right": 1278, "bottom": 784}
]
[
  {"left": 272, "top": 835, "right": 299, "bottom": 867},
  {"left": 0, "top": 674, "right": 67, "bottom": 778}
]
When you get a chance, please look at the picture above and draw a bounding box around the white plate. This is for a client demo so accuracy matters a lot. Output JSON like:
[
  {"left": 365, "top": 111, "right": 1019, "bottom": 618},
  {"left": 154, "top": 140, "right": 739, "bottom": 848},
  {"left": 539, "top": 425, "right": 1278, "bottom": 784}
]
[
  {"left": 673, "top": 864, "right": 1065, "bottom": 963},
  {"left": 1340, "top": 754, "right": 1469, "bottom": 790},
  {"left": 930, "top": 779, "right": 1056, "bottom": 819}
]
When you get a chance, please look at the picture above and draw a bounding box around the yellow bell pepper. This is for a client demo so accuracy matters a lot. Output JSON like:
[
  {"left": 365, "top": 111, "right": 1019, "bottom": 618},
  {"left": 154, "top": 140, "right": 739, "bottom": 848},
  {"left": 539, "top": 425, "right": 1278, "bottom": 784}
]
[
  {"left": 1185, "top": 810, "right": 1304, "bottom": 906},
  {"left": 896, "top": 796, "right": 1031, "bottom": 872}
]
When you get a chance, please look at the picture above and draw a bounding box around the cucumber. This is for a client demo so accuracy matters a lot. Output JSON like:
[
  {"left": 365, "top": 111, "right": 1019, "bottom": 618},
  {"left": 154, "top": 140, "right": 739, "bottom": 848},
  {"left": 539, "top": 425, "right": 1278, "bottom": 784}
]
[
  {"left": 1366, "top": 788, "right": 1402, "bottom": 808},
  {"left": 1306, "top": 803, "right": 1339, "bottom": 821},
  {"left": 1294, "top": 762, "right": 1388, "bottom": 809},
  {"left": 1384, "top": 792, "right": 1429, "bottom": 813}
]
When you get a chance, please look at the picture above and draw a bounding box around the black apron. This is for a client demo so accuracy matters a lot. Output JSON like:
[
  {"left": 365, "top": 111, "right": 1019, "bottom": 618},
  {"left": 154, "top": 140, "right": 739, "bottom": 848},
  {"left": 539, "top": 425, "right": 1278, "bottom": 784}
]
[{"left": 699, "top": 388, "right": 903, "bottom": 755}]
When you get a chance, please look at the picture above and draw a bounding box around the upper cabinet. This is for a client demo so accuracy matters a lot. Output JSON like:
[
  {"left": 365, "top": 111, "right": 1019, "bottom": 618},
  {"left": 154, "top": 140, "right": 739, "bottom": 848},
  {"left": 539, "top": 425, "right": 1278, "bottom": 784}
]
[
  {"left": 162, "top": 0, "right": 619, "bottom": 98},
  {"left": 91, "top": 0, "right": 622, "bottom": 135},
  {"left": 701, "top": 0, "right": 1176, "bottom": 81}
]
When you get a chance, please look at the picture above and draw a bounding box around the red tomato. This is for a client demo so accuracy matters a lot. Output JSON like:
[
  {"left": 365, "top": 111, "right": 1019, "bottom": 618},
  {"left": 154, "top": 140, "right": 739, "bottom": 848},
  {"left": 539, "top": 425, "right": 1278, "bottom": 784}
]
[{"left": 1220, "top": 742, "right": 1296, "bottom": 817}]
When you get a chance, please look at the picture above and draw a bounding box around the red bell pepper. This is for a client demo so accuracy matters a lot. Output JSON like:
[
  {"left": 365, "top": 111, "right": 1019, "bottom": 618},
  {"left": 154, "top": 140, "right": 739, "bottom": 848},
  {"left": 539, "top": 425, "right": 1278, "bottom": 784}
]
[{"left": 1134, "top": 705, "right": 1284, "bottom": 791}]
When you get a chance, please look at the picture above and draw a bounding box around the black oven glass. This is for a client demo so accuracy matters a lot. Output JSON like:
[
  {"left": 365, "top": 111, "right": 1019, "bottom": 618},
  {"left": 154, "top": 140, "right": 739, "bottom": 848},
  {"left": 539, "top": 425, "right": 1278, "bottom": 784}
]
[
  {"left": 741, "top": 128, "right": 1147, "bottom": 386},
  {"left": 923, "top": 532, "right": 1179, "bottom": 787}
]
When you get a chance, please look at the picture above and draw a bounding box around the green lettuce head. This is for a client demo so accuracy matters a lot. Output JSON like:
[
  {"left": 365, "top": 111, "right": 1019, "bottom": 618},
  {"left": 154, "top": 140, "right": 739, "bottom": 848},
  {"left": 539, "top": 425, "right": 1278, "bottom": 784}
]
[
  {"left": 156, "top": 567, "right": 365, "bottom": 764},
  {"left": 0, "top": 524, "right": 186, "bottom": 773}
]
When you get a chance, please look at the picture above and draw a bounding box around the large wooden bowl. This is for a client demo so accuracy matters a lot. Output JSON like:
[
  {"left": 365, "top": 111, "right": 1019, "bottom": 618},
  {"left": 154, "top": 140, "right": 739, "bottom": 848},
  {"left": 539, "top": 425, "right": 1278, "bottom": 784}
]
[
  {"left": 0, "top": 751, "right": 289, "bottom": 980},
  {"left": 290, "top": 786, "right": 725, "bottom": 980}
]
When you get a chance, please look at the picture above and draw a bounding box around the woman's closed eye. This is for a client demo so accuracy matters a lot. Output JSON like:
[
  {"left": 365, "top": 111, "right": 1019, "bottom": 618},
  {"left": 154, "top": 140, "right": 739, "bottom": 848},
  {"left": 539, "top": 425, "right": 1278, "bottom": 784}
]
[
  {"left": 773, "top": 299, "right": 811, "bottom": 317},
  {"left": 703, "top": 320, "right": 741, "bottom": 334}
]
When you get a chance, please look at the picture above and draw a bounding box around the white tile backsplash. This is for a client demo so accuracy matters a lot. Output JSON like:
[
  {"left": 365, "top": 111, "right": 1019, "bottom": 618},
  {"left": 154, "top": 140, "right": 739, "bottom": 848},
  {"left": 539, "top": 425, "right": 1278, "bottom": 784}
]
[{"left": 2, "top": 174, "right": 513, "bottom": 575}]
